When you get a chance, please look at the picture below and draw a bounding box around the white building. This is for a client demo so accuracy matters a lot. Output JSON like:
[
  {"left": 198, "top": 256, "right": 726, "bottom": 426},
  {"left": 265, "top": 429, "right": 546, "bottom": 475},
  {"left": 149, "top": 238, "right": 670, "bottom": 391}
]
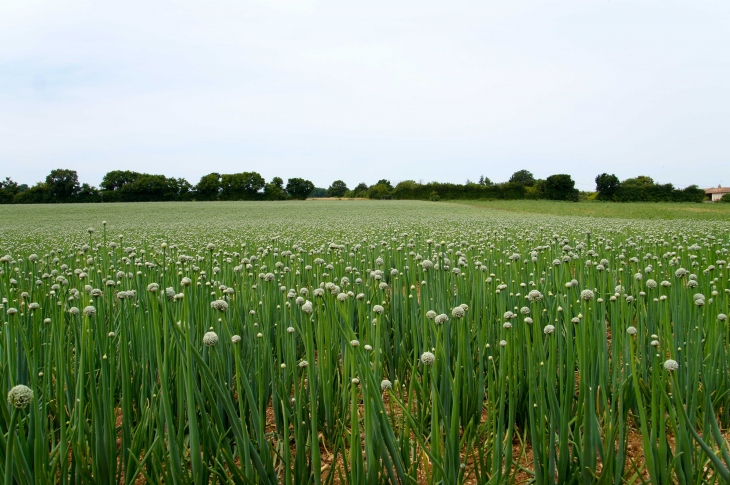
[{"left": 705, "top": 185, "right": 730, "bottom": 202}]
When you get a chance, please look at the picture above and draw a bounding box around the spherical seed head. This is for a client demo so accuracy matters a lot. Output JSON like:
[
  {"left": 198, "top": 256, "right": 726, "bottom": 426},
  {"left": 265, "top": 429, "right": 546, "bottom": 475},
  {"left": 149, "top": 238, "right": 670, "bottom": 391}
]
[
  {"left": 203, "top": 331, "right": 219, "bottom": 347},
  {"left": 627, "top": 326, "right": 637, "bottom": 335},
  {"left": 650, "top": 340, "right": 659, "bottom": 347},
  {"left": 500, "top": 340, "right": 507, "bottom": 347},
  {"left": 451, "top": 306, "right": 465, "bottom": 319},
  {"left": 68, "top": 307, "right": 79, "bottom": 315},
  {"left": 231, "top": 335, "right": 241, "bottom": 344},
  {"left": 7, "top": 384, "right": 33, "bottom": 409},
  {"left": 664, "top": 359, "right": 679, "bottom": 371},
  {"left": 181, "top": 277, "right": 192, "bottom": 287},
  {"left": 434, "top": 314, "right": 448, "bottom": 324},
  {"left": 503, "top": 322, "right": 512, "bottom": 329},
  {"left": 581, "top": 289, "right": 594, "bottom": 301},
  {"left": 372, "top": 305, "right": 385, "bottom": 315},
  {"left": 6, "top": 308, "right": 18, "bottom": 315},
  {"left": 364, "top": 344, "right": 372, "bottom": 351},
  {"left": 420, "top": 260, "right": 433, "bottom": 270},
  {"left": 420, "top": 351, "right": 435, "bottom": 365},
  {"left": 301, "top": 301, "right": 313, "bottom": 314},
  {"left": 543, "top": 324, "right": 555, "bottom": 335},
  {"left": 719, "top": 314, "right": 728, "bottom": 322},
  {"left": 287, "top": 327, "right": 295, "bottom": 334},
  {"left": 426, "top": 310, "right": 437, "bottom": 320},
  {"left": 350, "top": 339, "right": 360, "bottom": 347},
  {"left": 646, "top": 279, "right": 657, "bottom": 289},
  {"left": 520, "top": 306, "right": 530, "bottom": 315},
  {"left": 381, "top": 379, "right": 392, "bottom": 391},
  {"left": 43, "top": 318, "right": 51, "bottom": 324},
  {"left": 83, "top": 305, "right": 96, "bottom": 317},
  {"left": 351, "top": 378, "right": 360, "bottom": 385},
  {"left": 210, "top": 300, "right": 229, "bottom": 312},
  {"left": 147, "top": 283, "right": 159, "bottom": 293},
  {"left": 460, "top": 303, "right": 469, "bottom": 312},
  {"left": 298, "top": 360, "right": 308, "bottom": 368}
]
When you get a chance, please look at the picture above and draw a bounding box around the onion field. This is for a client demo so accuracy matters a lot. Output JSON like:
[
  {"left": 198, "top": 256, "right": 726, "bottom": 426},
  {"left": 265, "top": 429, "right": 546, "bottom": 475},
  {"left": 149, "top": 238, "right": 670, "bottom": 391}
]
[{"left": 1, "top": 200, "right": 729, "bottom": 484}]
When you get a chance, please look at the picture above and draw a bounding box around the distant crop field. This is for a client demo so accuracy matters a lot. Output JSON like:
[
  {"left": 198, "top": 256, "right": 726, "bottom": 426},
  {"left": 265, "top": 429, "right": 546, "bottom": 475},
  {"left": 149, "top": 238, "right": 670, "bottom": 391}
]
[
  {"left": 1, "top": 200, "right": 729, "bottom": 484},
  {"left": 455, "top": 199, "right": 730, "bottom": 220}
]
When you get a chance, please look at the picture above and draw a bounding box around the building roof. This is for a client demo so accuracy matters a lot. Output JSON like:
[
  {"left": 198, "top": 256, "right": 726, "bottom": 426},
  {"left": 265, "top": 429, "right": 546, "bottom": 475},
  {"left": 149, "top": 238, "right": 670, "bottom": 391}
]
[{"left": 705, "top": 186, "right": 730, "bottom": 194}]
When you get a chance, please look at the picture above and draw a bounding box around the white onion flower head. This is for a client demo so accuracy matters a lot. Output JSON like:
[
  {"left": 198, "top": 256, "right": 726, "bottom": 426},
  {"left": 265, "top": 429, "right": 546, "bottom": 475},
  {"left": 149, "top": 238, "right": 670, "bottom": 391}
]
[
  {"left": 301, "top": 301, "right": 313, "bottom": 314},
  {"left": 543, "top": 324, "right": 555, "bottom": 335},
  {"left": 426, "top": 310, "right": 437, "bottom": 320},
  {"left": 7, "top": 384, "right": 33, "bottom": 409},
  {"left": 147, "top": 283, "right": 159, "bottom": 293},
  {"left": 664, "top": 359, "right": 679, "bottom": 371},
  {"left": 500, "top": 340, "right": 507, "bottom": 347},
  {"left": 231, "top": 335, "right": 241, "bottom": 344},
  {"left": 580, "top": 289, "right": 594, "bottom": 301},
  {"left": 372, "top": 305, "right": 385, "bottom": 315},
  {"left": 350, "top": 340, "right": 360, "bottom": 347},
  {"left": 420, "top": 351, "right": 435, "bottom": 365},
  {"left": 451, "top": 306, "right": 465, "bottom": 319},
  {"left": 381, "top": 379, "right": 392, "bottom": 391},
  {"left": 203, "top": 331, "right": 219, "bottom": 347},
  {"left": 627, "top": 326, "right": 637, "bottom": 336},
  {"left": 434, "top": 314, "right": 449, "bottom": 325},
  {"left": 718, "top": 314, "right": 728, "bottom": 322},
  {"left": 210, "top": 300, "right": 229, "bottom": 312},
  {"left": 83, "top": 306, "right": 96, "bottom": 317}
]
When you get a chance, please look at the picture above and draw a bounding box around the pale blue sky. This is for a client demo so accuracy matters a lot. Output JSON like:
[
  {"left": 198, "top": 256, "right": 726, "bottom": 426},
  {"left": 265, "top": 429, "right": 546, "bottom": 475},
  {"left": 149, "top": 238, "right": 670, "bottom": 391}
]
[{"left": 1, "top": 1, "right": 728, "bottom": 190}]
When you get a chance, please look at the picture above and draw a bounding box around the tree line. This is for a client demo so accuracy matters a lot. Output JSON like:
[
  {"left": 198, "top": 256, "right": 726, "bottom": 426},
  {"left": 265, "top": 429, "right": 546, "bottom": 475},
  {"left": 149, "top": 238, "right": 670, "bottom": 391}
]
[
  {"left": 0, "top": 168, "right": 708, "bottom": 204},
  {"left": 0, "top": 169, "right": 315, "bottom": 204}
]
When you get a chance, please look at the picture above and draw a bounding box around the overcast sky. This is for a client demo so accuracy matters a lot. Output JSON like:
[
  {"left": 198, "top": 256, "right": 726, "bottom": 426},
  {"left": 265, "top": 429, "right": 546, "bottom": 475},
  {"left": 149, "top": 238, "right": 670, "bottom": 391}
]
[{"left": 1, "top": 1, "right": 728, "bottom": 190}]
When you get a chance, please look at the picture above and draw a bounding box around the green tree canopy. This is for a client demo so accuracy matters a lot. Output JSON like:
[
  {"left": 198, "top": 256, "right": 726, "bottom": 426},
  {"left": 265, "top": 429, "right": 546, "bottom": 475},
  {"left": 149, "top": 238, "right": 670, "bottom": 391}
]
[
  {"left": 286, "top": 178, "right": 315, "bottom": 200},
  {"left": 327, "top": 180, "right": 348, "bottom": 197},
  {"left": 509, "top": 170, "right": 536, "bottom": 186}
]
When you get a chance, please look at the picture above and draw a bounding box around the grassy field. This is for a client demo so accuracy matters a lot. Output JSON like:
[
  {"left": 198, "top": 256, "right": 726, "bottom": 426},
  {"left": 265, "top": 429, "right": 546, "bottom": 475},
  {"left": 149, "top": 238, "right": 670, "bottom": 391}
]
[
  {"left": 1, "top": 200, "right": 729, "bottom": 484},
  {"left": 456, "top": 199, "right": 730, "bottom": 220}
]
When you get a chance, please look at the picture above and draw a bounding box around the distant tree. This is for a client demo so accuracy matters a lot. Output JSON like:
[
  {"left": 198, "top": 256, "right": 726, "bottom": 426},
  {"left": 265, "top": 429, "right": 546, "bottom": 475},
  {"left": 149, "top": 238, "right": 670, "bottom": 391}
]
[
  {"left": 352, "top": 183, "right": 369, "bottom": 197},
  {"left": 0, "top": 177, "right": 23, "bottom": 204},
  {"left": 327, "top": 180, "right": 348, "bottom": 198},
  {"left": 286, "top": 178, "right": 315, "bottom": 200},
  {"left": 620, "top": 175, "right": 655, "bottom": 188},
  {"left": 595, "top": 173, "right": 620, "bottom": 200},
  {"left": 13, "top": 183, "right": 51, "bottom": 204},
  {"left": 76, "top": 183, "right": 101, "bottom": 203},
  {"left": 46, "top": 169, "right": 80, "bottom": 202},
  {"left": 264, "top": 177, "right": 287, "bottom": 200},
  {"left": 545, "top": 174, "right": 579, "bottom": 201},
  {"left": 220, "top": 172, "right": 265, "bottom": 200},
  {"left": 478, "top": 175, "right": 493, "bottom": 186},
  {"left": 376, "top": 179, "right": 393, "bottom": 190},
  {"left": 195, "top": 173, "right": 222, "bottom": 201},
  {"left": 101, "top": 170, "right": 141, "bottom": 192},
  {"left": 721, "top": 193, "right": 730, "bottom": 203},
  {"left": 509, "top": 170, "right": 536, "bottom": 186},
  {"left": 368, "top": 183, "right": 392, "bottom": 199},
  {"left": 309, "top": 187, "right": 327, "bottom": 198}
]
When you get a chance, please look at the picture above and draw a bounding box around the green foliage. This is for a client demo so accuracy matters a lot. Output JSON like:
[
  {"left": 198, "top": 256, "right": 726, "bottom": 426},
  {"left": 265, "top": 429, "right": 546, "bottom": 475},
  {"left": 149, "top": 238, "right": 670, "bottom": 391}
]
[
  {"left": 429, "top": 191, "right": 440, "bottom": 201},
  {"left": 263, "top": 177, "right": 287, "bottom": 200},
  {"left": 326, "top": 180, "right": 348, "bottom": 198},
  {"left": 286, "top": 177, "right": 315, "bottom": 200},
  {"left": 508, "top": 169, "right": 536, "bottom": 186},
  {"left": 478, "top": 175, "right": 493, "bottom": 186},
  {"left": 392, "top": 180, "right": 526, "bottom": 200},
  {"left": 721, "top": 193, "right": 730, "bottom": 203},
  {"left": 595, "top": 173, "right": 620, "bottom": 200},
  {"left": 0, "top": 200, "right": 728, "bottom": 484},
  {"left": 45, "top": 169, "right": 80, "bottom": 202},
  {"left": 195, "top": 173, "right": 222, "bottom": 201},
  {"left": 349, "top": 183, "right": 368, "bottom": 198},
  {"left": 0, "top": 178, "right": 25, "bottom": 204},
  {"left": 309, "top": 187, "right": 328, "bottom": 198},
  {"left": 367, "top": 183, "right": 392, "bottom": 199},
  {"left": 12, "top": 183, "right": 50, "bottom": 204},
  {"left": 220, "top": 172, "right": 265, "bottom": 201},
  {"left": 544, "top": 174, "right": 579, "bottom": 201}
]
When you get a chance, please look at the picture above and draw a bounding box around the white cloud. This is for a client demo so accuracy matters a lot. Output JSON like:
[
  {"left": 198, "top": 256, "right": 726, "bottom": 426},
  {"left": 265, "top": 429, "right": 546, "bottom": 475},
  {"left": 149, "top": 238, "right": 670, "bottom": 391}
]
[{"left": 1, "top": 1, "right": 728, "bottom": 190}]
